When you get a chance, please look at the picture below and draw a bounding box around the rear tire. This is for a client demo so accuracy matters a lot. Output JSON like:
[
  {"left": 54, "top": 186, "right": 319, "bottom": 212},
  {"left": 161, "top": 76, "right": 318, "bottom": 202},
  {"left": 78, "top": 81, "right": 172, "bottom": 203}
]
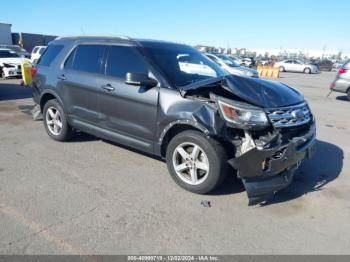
[
  {"left": 166, "top": 130, "right": 228, "bottom": 194},
  {"left": 43, "top": 99, "right": 73, "bottom": 141},
  {"left": 304, "top": 67, "right": 311, "bottom": 74},
  {"left": 279, "top": 66, "right": 285, "bottom": 72}
]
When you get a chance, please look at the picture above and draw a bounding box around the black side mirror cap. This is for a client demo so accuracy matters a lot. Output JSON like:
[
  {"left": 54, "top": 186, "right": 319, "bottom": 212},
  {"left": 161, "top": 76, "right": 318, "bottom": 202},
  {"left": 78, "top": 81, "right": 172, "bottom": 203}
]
[{"left": 125, "top": 72, "right": 158, "bottom": 88}]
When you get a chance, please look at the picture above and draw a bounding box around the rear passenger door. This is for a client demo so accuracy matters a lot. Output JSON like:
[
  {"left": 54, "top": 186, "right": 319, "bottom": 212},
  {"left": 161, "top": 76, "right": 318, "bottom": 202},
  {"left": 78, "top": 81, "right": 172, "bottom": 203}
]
[
  {"left": 99, "top": 45, "right": 159, "bottom": 153},
  {"left": 59, "top": 44, "right": 107, "bottom": 125}
]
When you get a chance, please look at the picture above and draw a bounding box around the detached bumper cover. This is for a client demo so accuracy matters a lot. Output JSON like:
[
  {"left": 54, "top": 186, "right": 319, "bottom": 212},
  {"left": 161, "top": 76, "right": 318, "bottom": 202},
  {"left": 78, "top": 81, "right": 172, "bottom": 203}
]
[{"left": 229, "top": 124, "right": 317, "bottom": 205}]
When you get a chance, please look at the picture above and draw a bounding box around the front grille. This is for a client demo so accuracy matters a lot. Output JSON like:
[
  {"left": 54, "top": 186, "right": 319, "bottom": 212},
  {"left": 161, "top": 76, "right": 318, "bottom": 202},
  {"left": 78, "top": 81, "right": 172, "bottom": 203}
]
[{"left": 266, "top": 103, "right": 311, "bottom": 128}]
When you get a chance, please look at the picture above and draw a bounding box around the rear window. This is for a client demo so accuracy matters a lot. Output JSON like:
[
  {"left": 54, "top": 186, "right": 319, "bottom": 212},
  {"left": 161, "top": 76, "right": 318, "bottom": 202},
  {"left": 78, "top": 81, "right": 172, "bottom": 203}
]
[
  {"left": 38, "top": 45, "right": 64, "bottom": 66},
  {"left": 65, "top": 45, "right": 105, "bottom": 74}
]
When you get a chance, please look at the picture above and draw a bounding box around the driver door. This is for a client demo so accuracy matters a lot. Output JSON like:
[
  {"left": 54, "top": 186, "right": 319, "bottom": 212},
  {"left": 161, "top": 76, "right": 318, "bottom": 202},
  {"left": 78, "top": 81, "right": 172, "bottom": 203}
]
[{"left": 99, "top": 45, "right": 159, "bottom": 153}]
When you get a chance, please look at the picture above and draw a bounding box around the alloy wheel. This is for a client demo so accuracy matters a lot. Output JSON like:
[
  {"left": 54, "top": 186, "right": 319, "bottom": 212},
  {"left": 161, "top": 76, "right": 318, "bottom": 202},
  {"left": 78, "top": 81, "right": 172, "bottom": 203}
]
[
  {"left": 172, "top": 142, "right": 209, "bottom": 185},
  {"left": 46, "top": 107, "right": 63, "bottom": 135}
]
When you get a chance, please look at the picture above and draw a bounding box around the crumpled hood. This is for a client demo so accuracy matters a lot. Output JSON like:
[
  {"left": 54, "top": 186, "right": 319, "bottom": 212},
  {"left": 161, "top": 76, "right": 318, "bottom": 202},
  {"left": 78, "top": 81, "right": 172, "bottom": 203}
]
[{"left": 180, "top": 75, "right": 304, "bottom": 108}]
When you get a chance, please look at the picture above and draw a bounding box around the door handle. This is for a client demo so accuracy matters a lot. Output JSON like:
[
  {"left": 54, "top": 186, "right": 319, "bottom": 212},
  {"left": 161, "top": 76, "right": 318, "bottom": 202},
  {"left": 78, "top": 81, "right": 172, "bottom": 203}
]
[
  {"left": 57, "top": 74, "right": 67, "bottom": 80},
  {"left": 101, "top": 83, "right": 115, "bottom": 92}
]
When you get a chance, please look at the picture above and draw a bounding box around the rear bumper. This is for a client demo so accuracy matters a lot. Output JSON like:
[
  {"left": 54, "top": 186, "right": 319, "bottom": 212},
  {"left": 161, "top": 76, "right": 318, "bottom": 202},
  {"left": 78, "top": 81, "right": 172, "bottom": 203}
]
[
  {"left": 229, "top": 123, "right": 317, "bottom": 205},
  {"left": 331, "top": 78, "right": 350, "bottom": 93}
]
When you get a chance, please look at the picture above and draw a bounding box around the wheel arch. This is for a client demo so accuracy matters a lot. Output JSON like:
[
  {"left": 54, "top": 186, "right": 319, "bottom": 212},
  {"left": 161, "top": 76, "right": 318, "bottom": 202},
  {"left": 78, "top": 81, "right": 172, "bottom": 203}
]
[
  {"left": 158, "top": 121, "right": 210, "bottom": 158},
  {"left": 39, "top": 90, "right": 64, "bottom": 112}
]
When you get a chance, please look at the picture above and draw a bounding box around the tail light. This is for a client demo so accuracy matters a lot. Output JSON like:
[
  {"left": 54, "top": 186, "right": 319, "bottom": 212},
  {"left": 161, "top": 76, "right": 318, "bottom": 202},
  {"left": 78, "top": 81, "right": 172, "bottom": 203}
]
[
  {"left": 31, "top": 67, "right": 37, "bottom": 77},
  {"left": 338, "top": 68, "right": 348, "bottom": 75}
]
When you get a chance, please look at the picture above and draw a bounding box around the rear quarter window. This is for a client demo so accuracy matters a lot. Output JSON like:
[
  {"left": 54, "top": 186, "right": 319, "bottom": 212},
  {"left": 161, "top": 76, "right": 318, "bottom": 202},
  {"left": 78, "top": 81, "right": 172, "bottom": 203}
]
[{"left": 38, "top": 45, "right": 64, "bottom": 66}]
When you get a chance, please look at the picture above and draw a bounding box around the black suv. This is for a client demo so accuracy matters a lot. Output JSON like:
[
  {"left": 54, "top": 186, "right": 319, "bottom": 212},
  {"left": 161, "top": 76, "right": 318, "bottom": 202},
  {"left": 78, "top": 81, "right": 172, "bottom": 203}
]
[{"left": 32, "top": 36, "right": 316, "bottom": 205}]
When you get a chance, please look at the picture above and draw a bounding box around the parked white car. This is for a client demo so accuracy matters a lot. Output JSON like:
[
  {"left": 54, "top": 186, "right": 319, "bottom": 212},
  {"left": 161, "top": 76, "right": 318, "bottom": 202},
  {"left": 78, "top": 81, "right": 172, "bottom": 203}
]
[
  {"left": 229, "top": 56, "right": 252, "bottom": 67},
  {"left": 205, "top": 53, "right": 259, "bottom": 77},
  {"left": 30, "top": 46, "right": 46, "bottom": 64},
  {"left": 274, "top": 59, "right": 319, "bottom": 74},
  {"left": 0, "top": 48, "right": 29, "bottom": 78}
]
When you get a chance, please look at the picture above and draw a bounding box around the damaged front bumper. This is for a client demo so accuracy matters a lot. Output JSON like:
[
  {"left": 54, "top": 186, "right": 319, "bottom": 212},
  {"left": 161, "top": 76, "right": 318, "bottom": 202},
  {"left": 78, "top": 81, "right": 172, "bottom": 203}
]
[{"left": 229, "top": 123, "right": 317, "bottom": 205}]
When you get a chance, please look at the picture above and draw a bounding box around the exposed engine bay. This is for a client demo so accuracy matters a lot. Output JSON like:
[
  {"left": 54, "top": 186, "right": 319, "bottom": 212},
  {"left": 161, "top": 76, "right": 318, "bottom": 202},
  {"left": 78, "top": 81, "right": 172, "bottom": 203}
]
[{"left": 176, "top": 76, "right": 317, "bottom": 204}]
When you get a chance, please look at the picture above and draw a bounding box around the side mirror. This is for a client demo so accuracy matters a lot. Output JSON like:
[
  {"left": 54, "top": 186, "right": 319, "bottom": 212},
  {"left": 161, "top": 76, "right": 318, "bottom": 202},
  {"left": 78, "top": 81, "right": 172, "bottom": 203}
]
[{"left": 125, "top": 73, "right": 158, "bottom": 88}]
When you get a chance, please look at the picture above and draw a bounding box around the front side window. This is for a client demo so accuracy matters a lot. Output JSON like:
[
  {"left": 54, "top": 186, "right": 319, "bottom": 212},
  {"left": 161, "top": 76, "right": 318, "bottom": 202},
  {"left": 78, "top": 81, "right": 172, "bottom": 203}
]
[
  {"left": 65, "top": 45, "right": 105, "bottom": 74},
  {"left": 105, "top": 46, "right": 148, "bottom": 78},
  {"left": 38, "top": 44, "right": 64, "bottom": 66},
  {"left": 32, "top": 47, "right": 39, "bottom": 54}
]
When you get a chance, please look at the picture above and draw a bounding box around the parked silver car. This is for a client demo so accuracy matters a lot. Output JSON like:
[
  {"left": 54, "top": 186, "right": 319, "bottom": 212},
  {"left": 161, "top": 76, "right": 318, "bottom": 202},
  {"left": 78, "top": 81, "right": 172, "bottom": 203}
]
[
  {"left": 330, "top": 60, "right": 350, "bottom": 100},
  {"left": 205, "top": 53, "right": 259, "bottom": 77},
  {"left": 274, "top": 59, "right": 319, "bottom": 74}
]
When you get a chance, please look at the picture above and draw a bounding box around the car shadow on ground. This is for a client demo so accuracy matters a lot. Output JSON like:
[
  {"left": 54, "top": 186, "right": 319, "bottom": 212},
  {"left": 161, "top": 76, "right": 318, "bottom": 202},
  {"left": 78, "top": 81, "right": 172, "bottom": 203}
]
[
  {"left": 336, "top": 95, "right": 349, "bottom": 102},
  {"left": 18, "top": 104, "right": 35, "bottom": 116},
  {"left": 261, "top": 140, "right": 343, "bottom": 206},
  {"left": 0, "top": 81, "right": 32, "bottom": 101}
]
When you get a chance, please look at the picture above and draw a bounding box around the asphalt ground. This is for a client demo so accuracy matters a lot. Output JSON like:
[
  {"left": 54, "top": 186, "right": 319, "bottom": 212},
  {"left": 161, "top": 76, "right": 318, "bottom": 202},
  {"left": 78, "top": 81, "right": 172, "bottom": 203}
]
[{"left": 0, "top": 71, "right": 349, "bottom": 254}]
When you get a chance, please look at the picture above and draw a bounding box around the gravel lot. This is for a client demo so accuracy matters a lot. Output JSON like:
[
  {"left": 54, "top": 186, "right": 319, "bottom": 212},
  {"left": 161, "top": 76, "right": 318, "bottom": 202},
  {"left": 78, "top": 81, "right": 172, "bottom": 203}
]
[{"left": 0, "top": 72, "right": 349, "bottom": 255}]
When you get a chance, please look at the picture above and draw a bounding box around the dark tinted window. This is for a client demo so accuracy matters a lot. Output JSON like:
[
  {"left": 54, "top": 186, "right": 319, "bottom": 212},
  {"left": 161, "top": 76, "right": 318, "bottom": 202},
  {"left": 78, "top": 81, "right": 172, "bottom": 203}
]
[
  {"left": 105, "top": 46, "right": 148, "bottom": 78},
  {"left": 65, "top": 45, "right": 105, "bottom": 74},
  {"left": 39, "top": 47, "right": 46, "bottom": 54},
  {"left": 38, "top": 45, "right": 64, "bottom": 66},
  {"left": 0, "top": 50, "right": 19, "bottom": 58},
  {"left": 32, "top": 47, "right": 39, "bottom": 53}
]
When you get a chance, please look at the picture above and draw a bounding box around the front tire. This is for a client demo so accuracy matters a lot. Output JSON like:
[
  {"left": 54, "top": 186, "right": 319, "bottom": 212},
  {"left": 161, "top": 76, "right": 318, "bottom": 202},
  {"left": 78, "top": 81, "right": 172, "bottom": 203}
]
[
  {"left": 304, "top": 67, "right": 311, "bottom": 74},
  {"left": 347, "top": 89, "right": 350, "bottom": 101},
  {"left": 43, "top": 99, "right": 73, "bottom": 141},
  {"left": 166, "top": 130, "right": 228, "bottom": 194}
]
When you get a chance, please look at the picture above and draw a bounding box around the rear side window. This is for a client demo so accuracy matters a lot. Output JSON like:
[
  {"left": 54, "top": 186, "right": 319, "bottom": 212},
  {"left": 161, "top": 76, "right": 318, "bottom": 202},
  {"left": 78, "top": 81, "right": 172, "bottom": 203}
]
[
  {"left": 105, "top": 46, "right": 148, "bottom": 78},
  {"left": 38, "top": 45, "right": 64, "bottom": 66},
  {"left": 65, "top": 45, "right": 105, "bottom": 74}
]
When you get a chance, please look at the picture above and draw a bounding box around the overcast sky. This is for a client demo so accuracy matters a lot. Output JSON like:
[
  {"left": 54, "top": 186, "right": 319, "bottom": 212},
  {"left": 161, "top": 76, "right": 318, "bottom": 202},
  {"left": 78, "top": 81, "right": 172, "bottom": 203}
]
[{"left": 1, "top": 0, "right": 349, "bottom": 53}]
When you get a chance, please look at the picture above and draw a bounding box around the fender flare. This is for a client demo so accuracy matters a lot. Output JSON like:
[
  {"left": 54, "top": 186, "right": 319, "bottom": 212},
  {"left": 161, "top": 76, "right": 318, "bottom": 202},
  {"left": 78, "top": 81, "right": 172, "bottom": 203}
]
[
  {"left": 39, "top": 89, "right": 64, "bottom": 110},
  {"left": 158, "top": 119, "right": 210, "bottom": 145}
]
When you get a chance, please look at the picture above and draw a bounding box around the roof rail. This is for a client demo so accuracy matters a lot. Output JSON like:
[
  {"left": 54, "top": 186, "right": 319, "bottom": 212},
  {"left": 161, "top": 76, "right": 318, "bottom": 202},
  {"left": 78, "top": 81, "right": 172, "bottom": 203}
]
[{"left": 55, "top": 35, "right": 132, "bottom": 40}]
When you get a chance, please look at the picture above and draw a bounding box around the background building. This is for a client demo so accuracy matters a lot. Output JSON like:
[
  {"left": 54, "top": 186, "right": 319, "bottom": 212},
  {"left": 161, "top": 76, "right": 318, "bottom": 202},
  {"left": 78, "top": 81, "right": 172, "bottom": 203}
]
[{"left": 0, "top": 22, "right": 12, "bottom": 45}]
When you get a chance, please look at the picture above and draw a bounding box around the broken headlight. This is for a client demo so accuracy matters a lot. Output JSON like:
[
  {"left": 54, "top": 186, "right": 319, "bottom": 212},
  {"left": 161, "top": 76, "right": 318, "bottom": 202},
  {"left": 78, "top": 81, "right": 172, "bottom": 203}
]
[{"left": 218, "top": 100, "right": 269, "bottom": 129}]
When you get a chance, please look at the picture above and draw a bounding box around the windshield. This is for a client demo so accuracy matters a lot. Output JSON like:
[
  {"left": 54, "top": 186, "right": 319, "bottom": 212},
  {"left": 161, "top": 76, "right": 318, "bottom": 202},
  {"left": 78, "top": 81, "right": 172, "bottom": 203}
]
[
  {"left": 216, "top": 54, "right": 241, "bottom": 67},
  {"left": 142, "top": 43, "right": 229, "bottom": 87},
  {"left": 0, "top": 45, "right": 26, "bottom": 53}
]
